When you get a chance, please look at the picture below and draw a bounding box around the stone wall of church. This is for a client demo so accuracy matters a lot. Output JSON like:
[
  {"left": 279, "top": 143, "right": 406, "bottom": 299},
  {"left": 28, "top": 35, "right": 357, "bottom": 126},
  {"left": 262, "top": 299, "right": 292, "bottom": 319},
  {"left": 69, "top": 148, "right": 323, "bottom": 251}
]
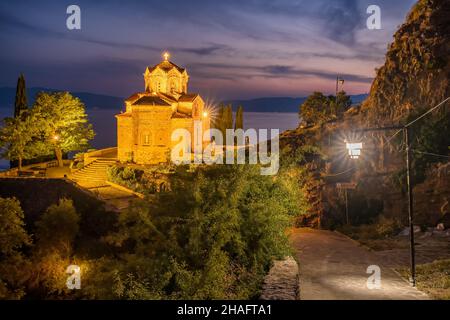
[
  {"left": 171, "top": 118, "right": 194, "bottom": 149},
  {"left": 117, "top": 115, "right": 133, "bottom": 162},
  {"left": 132, "top": 106, "right": 173, "bottom": 165}
]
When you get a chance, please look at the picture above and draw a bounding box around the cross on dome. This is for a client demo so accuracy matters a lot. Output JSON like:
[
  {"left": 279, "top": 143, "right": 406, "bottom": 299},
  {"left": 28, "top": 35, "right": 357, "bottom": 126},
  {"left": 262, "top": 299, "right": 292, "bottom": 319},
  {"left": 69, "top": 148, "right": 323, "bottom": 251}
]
[{"left": 163, "top": 52, "right": 170, "bottom": 61}]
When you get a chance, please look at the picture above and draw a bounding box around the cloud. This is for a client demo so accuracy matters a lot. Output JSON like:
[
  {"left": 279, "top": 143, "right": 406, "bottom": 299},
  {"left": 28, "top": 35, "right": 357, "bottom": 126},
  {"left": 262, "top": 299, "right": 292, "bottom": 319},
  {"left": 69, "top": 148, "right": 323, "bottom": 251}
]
[
  {"left": 0, "top": 0, "right": 415, "bottom": 98},
  {"left": 0, "top": 11, "right": 231, "bottom": 57},
  {"left": 188, "top": 62, "right": 373, "bottom": 84}
]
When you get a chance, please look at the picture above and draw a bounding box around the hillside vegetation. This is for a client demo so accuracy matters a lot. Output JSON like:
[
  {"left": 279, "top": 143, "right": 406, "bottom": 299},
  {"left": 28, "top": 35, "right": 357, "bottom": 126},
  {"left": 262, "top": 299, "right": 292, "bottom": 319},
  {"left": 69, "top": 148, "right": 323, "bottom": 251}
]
[{"left": 281, "top": 0, "right": 450, "bottom": 230}]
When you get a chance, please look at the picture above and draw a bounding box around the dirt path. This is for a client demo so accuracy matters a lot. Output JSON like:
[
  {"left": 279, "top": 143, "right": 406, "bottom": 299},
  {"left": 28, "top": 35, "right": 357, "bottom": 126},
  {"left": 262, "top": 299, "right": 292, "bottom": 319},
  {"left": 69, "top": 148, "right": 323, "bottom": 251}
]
[{"left": 290, "top": 228, "right": 429, "bottom": 300}]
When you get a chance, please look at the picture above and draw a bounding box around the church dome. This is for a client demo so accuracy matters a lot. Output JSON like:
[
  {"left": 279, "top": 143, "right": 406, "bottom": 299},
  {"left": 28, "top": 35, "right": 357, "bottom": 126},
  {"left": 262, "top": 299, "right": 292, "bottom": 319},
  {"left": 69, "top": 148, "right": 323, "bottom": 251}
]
[{"left": 143, "top": 52, "right": 189, "bottom": 94}]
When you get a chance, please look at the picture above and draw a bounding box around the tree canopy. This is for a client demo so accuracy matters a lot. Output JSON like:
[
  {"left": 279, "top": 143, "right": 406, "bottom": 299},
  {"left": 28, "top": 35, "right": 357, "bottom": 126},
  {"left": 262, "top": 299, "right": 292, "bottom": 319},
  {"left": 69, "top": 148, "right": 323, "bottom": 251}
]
[
  {"left": 299, "top": 91, "right": 352, "bottom": 126},
  {"left": 1, "top": 91, "right": 95, "bottom": 168},
  {"left": 30, "top": 92, "right": 94, "bottom": 167},
  {"left": 14, "top": 74, "right": 28, "bottom": 119},
  {"left": 235, "top": 105, "right": 244, "bottom": 130},
  {"left": 0, "top": 114, "right": 40, "bottom": 170},
  {"left": 0, "top": 197, "right": 31, "bottom": 299}
]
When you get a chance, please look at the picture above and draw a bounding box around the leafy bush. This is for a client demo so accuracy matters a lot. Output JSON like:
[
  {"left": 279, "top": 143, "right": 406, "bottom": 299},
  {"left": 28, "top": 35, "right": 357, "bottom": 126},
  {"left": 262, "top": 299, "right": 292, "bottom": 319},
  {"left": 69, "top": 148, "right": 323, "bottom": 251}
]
[
  {"left": 27, "top": 199, "right": 81, "bottom": 297},
  {"left": 0, "top": 197, "right": 31, "bottom": 299},
  {"left": 90, "top": 164, "right": 298, "bottom": 299},
  {"left": 107, "top": 166, "right": 153, "bottom": 194},
  {"left": 34, "top": 198, "right": 80, "bottom": 256},
  {"left": 339, "top": 215, "right": 403, "bottom": 244}
]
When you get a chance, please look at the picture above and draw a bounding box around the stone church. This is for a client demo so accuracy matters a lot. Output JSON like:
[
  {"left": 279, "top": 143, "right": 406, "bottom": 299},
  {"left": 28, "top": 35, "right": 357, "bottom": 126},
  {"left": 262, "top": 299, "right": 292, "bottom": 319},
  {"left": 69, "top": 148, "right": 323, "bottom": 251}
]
[{"left": 116, "top": 53, "right": 210, "bottom": 164}]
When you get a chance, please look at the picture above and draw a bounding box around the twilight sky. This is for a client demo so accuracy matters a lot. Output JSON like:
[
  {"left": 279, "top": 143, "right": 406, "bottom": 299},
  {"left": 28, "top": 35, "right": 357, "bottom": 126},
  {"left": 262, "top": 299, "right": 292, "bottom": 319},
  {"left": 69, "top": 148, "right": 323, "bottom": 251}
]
[{"left": 0, "top": 0, "right": 416, "bottom": 100}]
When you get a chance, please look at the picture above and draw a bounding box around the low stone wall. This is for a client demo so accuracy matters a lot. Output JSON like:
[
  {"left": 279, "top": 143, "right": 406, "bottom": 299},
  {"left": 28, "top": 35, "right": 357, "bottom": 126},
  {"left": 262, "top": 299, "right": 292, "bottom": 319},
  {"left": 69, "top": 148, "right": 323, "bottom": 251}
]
[
  {"left": 260, "top": 256, "right": 299, "bottom": 300},
  {"left": 84, "top": 147, "right": 118, "bottom": 165},
  {"left": 106, "top": 180, "right": 145, "bottom": 199}
]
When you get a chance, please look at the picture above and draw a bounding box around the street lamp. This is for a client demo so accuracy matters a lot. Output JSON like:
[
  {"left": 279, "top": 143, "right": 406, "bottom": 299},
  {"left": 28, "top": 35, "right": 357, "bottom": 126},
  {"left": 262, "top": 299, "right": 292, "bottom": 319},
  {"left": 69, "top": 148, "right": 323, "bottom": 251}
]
[
  {"left": 345, "top": 142, "right": 362, "bottom": 159},
  {"left": 335, "top": 76, "right": 345, "bottom": 116},
  {"left": 202, "top": 111, "right": 208, "bottom": 118}
]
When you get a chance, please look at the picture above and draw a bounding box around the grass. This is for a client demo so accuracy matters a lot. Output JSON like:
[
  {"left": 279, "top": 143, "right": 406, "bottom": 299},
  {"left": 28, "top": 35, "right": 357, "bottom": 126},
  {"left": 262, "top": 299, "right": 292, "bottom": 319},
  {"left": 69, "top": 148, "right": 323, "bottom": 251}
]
[
  {"left": 398, "top": 259, "right": 450, "bottom": 300},
  {"left": 337, "top": 216, "right": 406, "bottom": 250}
]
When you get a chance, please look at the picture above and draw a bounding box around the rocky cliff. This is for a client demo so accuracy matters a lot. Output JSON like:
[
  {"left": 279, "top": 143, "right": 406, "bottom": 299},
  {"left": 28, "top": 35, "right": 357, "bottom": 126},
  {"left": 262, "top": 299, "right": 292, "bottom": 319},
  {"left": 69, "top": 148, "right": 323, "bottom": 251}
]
[{"left": 362, "top": 0, "right": 450, "bottom": 125}]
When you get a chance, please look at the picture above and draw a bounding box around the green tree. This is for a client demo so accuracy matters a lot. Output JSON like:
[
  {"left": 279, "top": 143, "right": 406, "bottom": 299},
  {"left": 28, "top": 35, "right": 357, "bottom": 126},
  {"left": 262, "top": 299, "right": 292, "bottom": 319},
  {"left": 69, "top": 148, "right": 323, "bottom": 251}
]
[
  {"left": 0, "top": 114, "right": 39, "bottom": 170},
  {"left": 220, "top": 105, "right": 233, "bottom": 142},
  {"left": 213, "top": 105, "right": 224, "bottom": 129},
  {"left": 28, "top": 199, "right": 81, "bottom": 297},
  {"left": 102, "top": 164, "right": 298, "bottom": 299},
  {"left": 331, "top": 91, "right": 352, "bottom": 116},
  {"left": 224, "top": 105, "right": 233, "bottom": 130},
  {"left": 235, "top": 105, "right": 244, "bottom": 130},
  {"left": 32, "top": 92, "right": 95, "bottom": 167},
  {"left": 0, "top": 197, "right": 31, "bottom": 299},
  {"left": 34, "top": 198, "right": 80, "bottom": 256},
  {"left": 14, "top": 74, "right": 28, "bottom": 119},
  {"left": 299, "top": 92, "right": 331, "bottom": 125}
]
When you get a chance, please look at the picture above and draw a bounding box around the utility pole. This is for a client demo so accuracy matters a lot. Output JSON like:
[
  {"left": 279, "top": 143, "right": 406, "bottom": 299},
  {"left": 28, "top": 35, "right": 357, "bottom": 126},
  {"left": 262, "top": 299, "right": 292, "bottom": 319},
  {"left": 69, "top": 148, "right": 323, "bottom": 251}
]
[
  {"left": 350, "top": 125, "right": 415, "bottom": 285},
  {"left": 336, "top": 182, "right": 356, "bottom": 225},
  {"left": 335, "top": 76, "right": 344, "bottom": 117},
  {"left": 345, "top": 189, "right": 349, "bottom": 225},
  {"left": 404, "top": 126, "right": 416, "bottom": 286}
]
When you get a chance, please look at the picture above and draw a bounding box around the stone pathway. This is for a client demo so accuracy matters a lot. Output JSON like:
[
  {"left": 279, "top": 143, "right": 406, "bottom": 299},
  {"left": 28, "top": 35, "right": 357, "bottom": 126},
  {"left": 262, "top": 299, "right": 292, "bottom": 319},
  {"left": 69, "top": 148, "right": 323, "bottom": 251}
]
[
  {"left": 374, "top": 233, "right": 450, "bottom": 269},
  {"left": 260, "top": 257, "right": 299, "bottom": 300},
  {"left": 291, "top": 228, "right": 429, "bottom": 300}
]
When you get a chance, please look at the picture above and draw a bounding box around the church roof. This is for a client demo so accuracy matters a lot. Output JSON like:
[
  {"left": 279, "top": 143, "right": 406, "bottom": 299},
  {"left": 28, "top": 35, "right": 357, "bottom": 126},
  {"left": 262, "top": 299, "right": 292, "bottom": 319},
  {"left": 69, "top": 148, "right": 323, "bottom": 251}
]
[
  {"left": 147, "top": 60, "right": 186, "bottom": 74},
  {"left": 125, "top": 92, "right": 141, "bottom": 102},
  {"left": 132, "top": 95, "right": 172, "bottom": 106},
  {"left": 172, "top": 112, "right": 190, "bottom": 119},
  {"left": 178, "top": 93, "right": 199, "bottom": 102},
  {"left": 158, "top": 92, "right": 178, "bottom": 103},
  {"left": 116, "top": 112, "right": 132, "bottom": 117}
]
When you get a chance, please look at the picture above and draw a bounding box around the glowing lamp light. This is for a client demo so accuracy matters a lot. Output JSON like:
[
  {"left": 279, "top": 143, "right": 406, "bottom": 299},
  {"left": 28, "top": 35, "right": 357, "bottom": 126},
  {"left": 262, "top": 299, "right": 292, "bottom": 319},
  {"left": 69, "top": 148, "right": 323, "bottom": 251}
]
[
  {"left": 202, "top": 111, "right": 208, "bottom": 118},
  {"left": 346, "top": 142, "right": 362, "bottom": 159},
  {"left": 53, "top": 135, "right": 60, "bottom": 141}
]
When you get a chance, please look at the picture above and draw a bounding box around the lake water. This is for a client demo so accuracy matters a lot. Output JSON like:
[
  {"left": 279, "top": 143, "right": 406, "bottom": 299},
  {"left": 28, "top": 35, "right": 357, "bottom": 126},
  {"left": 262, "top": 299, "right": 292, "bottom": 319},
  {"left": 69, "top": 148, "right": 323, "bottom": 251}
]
[{"left": 0, "top": 109, "right": 299, "bottom": 170}]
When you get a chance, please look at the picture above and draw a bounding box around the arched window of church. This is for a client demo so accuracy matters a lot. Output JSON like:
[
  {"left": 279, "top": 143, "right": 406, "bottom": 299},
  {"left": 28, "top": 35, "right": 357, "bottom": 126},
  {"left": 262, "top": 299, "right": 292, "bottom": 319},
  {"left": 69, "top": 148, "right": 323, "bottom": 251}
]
[
  {"left": 170, "top": 81, "right": 177, "bottom": 94},
  {"left": 143, "top": 133, "right": 152, "bottom": 145}
]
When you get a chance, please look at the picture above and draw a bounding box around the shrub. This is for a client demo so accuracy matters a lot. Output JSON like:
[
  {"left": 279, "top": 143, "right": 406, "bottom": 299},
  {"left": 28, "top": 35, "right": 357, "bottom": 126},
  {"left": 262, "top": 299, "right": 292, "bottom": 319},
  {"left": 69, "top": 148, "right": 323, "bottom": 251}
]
[
  {"left": 34, "top": 198, "right": 80, "bottom": 256},
  {"left": 99, "top": 164, "right": 297, "bottom": 299},
  {"left": 0, "top": 197, "right": 31, "bottom": 299}
]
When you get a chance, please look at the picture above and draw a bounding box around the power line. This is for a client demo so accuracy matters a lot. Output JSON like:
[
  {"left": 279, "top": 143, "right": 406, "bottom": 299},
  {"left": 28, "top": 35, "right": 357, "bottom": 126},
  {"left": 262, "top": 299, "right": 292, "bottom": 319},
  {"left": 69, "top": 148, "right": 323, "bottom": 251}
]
[
  {"left": 378, "top": 97, "right": 449, "bottom": 148},
  {"left": 404, "top": 97, "right": 450, "bottom": 128},
  {"left": 412, "top": 149, "right": 450, "bottom": 159}
]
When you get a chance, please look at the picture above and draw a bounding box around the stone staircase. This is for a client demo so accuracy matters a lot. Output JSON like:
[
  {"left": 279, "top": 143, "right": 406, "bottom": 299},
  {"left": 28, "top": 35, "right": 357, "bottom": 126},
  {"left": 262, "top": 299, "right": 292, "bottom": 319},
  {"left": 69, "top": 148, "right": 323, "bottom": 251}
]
[{"left": 71, "top": 158, "right": 118, "bottom": 187}]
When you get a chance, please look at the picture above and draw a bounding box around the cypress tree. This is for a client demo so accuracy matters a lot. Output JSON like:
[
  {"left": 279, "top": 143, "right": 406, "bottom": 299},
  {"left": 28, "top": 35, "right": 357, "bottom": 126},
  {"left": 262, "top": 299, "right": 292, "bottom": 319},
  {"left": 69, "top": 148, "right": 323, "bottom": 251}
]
[
  {"left": 225, "top": 105, "right": 233, "bottom": 130},
  {"left": 14, "top": 74, "right": 28, "bottom": 118},
  {"left": 235, "top": 105, "right": 244, "bottom": 130},
  {"left": 214, "top": 105, "right": 225, "bottom": 134}
]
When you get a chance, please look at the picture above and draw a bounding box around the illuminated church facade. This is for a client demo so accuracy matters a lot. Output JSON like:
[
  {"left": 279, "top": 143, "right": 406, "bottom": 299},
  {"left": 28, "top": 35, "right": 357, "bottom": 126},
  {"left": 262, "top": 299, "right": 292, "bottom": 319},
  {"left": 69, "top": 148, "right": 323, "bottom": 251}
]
[{"left": 116, "top": 53, "right": 210, "bottom": 164}]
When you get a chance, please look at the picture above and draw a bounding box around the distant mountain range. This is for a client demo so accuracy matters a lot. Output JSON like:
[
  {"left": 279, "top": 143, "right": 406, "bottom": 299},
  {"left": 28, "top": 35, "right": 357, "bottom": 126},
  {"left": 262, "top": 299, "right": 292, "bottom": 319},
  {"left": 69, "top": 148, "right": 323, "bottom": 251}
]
[
  {"left": 224, "top": 94, "right": 368, "bottom": 112},
  {"left": 0, "top": 87, "right": 124, "bottom": 111},
  {"left": 0, "top": 87, "right": 367, "bottom": 113}
]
